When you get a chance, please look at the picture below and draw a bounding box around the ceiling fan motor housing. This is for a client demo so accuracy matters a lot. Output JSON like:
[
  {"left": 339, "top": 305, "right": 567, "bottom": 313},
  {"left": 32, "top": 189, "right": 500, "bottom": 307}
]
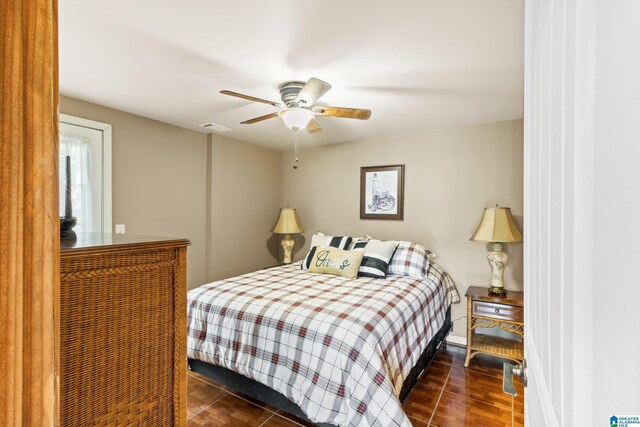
[{"left": 278, "top": 81, "right": 306, "bottom": 107}]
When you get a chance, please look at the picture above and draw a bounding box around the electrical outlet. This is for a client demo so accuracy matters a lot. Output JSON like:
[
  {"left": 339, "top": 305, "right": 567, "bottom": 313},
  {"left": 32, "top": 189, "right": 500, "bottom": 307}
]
[{"left": 115, "top": 224, "right": 126, "bottom": 234}]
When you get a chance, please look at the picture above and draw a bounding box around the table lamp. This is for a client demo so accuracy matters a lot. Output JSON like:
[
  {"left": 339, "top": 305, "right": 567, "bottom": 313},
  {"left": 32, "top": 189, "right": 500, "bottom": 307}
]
[
  {"left": 272, "top": 208, "right": 304, "bottom": 264},
  {"left": 470, "top": 206, "right": 522, "bottom": 295}
]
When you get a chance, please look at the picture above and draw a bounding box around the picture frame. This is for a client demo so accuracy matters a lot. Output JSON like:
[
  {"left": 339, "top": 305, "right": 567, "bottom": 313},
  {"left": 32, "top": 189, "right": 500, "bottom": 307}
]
[{"left": 360, "top": 164, "right": 404, "bottom": 220}]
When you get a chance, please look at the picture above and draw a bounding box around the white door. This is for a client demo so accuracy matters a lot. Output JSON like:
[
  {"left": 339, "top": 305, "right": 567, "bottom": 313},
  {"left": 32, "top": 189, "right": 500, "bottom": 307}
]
[
  {"left": 524, "top": 0, "right": 640, "bottom": 425},
  {"left": 523, "top": 0, "right": 593, "bottom": 425}
]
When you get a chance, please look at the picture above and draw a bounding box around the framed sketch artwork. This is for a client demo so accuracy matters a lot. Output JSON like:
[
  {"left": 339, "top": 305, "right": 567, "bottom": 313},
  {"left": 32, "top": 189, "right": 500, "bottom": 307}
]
[{"left": 360, "top": 164, "right": 405, "bottom": 220}]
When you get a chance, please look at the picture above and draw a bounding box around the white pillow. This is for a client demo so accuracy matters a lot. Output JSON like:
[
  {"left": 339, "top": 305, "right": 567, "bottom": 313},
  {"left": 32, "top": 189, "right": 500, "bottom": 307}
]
[
  {"left": 351, "top": 239, "right": 399, "bottom": 278},
  {"left": 347, "top": 235, "right": 372, "bottom": 250}
]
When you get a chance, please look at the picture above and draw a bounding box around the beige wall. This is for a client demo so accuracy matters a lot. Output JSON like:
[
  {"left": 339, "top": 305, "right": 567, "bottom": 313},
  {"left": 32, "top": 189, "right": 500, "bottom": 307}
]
[
  {"left": 281, "top": 119, "right": 524, "bottom": 339},
  {"left": 60, "top": 96, "right": 208, "bottom": 288},
  {"left": 205, "top": 133, "right": 281, "bottom": 282},
  {"left": 60, "top": 97, "right": 283, "bottom": 290},
  {"left": 57, "top": 95, "right": 523, "bottom": 340}
]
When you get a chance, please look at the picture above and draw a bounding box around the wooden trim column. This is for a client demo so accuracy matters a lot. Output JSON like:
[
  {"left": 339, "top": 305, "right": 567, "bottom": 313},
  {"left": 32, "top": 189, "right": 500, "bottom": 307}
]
[{"left": 0, "top": 0, "right": 59, "bottom": 426}]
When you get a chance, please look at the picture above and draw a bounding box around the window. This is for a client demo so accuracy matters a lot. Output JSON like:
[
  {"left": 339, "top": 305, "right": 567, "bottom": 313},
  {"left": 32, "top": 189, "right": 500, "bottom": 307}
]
[{"left": 59, "top": 114, "right": 112, "bottom": 233}]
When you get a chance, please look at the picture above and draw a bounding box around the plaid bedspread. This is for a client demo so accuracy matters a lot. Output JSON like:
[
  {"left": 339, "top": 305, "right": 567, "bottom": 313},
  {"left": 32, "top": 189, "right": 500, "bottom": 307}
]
[{"left": 187, "top": 262, "right": 459, "bottom": 427}]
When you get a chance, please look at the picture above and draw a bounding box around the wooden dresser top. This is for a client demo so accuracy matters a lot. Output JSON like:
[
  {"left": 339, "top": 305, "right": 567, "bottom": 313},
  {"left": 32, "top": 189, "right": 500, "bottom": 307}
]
[
  {"left": 465, "top": 286, "right": 524, "bottom": 307},
  {"left": 61, "top": 233, "right": 190, "bottom": 257}
]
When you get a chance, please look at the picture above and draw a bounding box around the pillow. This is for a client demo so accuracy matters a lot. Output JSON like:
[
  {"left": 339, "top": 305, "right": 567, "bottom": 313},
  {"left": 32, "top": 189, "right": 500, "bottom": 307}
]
[
  {"left": 308, "top": 246, "right": 364, "bottom": 279},
  {"left": 351, "top": 239, "right": 399, "bottom": 278},
  {"left": 387, "top": 241, "right": 432, "bottom": 279},
  {"left": 302, "top": 233, "right": 353, "bottom": 270},
  {"left": 347, "top": 235, "right": 372, "bottom": 250}
]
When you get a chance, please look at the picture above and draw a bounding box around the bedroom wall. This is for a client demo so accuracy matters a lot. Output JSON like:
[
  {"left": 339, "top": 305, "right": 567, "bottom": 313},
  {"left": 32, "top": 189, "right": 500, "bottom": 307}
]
[
  {"left": 60, "top": 96, "right": 208, "bottom": 288},
  {"left": 280, "top": 119, "right": 523, "bottom": 340},
  {"left": 205, "top": 133, "right": 281, "bottom": 283}
]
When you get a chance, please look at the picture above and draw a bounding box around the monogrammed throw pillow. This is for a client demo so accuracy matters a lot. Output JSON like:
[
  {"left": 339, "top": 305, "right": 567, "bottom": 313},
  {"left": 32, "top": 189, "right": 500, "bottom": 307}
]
[
  {"left": 301, "top": 233, "right": 353, "bottom": 270},
  {"left": 307, "top": 246, "right": 364, "bottom": 279}
]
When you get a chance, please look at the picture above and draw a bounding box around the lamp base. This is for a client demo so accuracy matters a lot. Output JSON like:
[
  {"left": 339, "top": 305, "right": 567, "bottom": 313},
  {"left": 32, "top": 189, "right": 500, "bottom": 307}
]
[
  {"left": 486, "top": 242, "right": 508, "bottom": 296},
  {"left": 488, "top": 286, "right": 507, "bottom": 296},
  {"left": 280, "top": 234, "right": 295, "bottom": 264}
]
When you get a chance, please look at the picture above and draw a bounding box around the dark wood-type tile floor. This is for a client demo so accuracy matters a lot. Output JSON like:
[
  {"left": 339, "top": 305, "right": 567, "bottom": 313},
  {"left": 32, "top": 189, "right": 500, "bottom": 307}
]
[{"left": 187, "top": 345, "right": 524, "bottom": 426}]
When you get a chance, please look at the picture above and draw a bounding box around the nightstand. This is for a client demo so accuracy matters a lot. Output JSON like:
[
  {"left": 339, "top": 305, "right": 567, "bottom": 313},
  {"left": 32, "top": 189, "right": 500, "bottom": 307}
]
[{"left": 464, "top": 286, "right": 524, "bottom": 367}]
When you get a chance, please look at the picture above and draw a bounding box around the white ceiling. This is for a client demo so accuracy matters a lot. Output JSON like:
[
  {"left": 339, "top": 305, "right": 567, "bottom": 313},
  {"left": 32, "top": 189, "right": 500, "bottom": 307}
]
[{"left": 59, "top": 0, "right": 524, "bottom": 150}]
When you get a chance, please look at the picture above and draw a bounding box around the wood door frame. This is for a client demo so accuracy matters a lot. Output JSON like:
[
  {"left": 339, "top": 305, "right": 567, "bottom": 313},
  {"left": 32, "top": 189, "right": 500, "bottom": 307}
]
[{"left": 0, "top": 0, "right": 59, "bottom": 425}]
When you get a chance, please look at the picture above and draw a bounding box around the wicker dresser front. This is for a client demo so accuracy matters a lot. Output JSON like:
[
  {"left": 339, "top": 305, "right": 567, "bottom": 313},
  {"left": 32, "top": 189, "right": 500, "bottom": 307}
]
[{"left": 60, "top": 234, "right": 189, "bottom": 427}]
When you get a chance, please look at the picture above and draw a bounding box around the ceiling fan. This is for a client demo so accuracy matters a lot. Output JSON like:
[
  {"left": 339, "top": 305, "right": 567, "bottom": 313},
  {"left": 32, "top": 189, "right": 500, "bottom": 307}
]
[{"left": 220, "top": 77, "right": 371, "bottom": 134}]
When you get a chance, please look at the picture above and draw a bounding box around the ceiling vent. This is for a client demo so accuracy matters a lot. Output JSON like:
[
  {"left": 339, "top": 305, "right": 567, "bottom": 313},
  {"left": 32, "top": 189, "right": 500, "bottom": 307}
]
[{"left": 200, "top": 122, "right": 232, "bottom": 133}]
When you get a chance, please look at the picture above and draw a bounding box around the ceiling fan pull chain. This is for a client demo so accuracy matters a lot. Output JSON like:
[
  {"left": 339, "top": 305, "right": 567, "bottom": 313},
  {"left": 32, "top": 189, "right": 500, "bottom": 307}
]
[{"left": 293, "top": 130, "right": 299, "bottom": 170}]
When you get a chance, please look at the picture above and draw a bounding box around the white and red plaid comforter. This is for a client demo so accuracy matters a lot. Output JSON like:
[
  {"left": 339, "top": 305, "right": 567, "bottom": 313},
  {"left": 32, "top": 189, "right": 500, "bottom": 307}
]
[{"left": 187, "top": 262, "right": 459, "bottom": 427}]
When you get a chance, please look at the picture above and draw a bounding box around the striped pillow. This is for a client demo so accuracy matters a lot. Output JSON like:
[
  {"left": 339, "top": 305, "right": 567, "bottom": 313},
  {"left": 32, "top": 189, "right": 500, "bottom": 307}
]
[
  {"left": 351, "top": 239, "right": 399, "bottom": 278},
  {"left": 301, "top": 233, "right": 353, "bottom": 270},
  {"left": 347, "top": 235, "right": 372, "bottom": 250}
]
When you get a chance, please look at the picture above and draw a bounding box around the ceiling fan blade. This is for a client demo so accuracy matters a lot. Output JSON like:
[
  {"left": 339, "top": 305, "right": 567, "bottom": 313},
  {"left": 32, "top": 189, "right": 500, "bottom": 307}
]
[
  {"left": 305, "top": 118, "right": 323, "bottom": 134},
  {"left": 240, "top": 112, "right": 279, "bottom": 124},
  {"left": 312, "top": 106, "right": 371, "bottom": 120},
  {"left": 295, "top": 78, "right": 332, "bottom": 106},
  {"left": 220, "top": 90, "right": 282, "bottom": 107}
]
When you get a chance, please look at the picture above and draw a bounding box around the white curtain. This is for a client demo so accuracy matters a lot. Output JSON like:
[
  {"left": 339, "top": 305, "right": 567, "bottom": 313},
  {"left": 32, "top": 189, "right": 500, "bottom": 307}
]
[{"left": 59, "top": 136, "right": 93, "bottom": 233}]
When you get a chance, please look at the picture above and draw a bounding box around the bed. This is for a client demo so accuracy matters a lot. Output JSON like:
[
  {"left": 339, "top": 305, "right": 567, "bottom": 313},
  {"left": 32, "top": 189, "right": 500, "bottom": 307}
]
[{"left": 187, "top": 260, "right": 459, "bottom": 427}]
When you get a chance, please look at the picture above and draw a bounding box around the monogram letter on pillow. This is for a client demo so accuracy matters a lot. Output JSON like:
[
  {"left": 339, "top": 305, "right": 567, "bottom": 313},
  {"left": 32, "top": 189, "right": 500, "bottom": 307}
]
[
  {"left": 302, "top": 233, "right": 353, "bottom": 270},
  {"left": 308, "top": 246, "right": 364, "bottom": 279}
]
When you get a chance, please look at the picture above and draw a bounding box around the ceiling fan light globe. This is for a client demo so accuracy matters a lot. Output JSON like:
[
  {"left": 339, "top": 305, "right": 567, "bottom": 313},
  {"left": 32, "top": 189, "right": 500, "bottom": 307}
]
[{"left": 278, "top": 108, "right": 315, "bottom": 131}]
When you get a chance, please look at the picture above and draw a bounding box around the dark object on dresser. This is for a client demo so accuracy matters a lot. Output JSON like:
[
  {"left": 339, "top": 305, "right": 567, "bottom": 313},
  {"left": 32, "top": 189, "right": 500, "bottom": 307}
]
[
  {"left": 189, "top": 307, "right": 452, "bottom": 426},
  {"left": 60, "top": 233, "right": 190, "bottom": 426},
  {"left": 59, "top": 155, "right": 77, "bottom": 240}
]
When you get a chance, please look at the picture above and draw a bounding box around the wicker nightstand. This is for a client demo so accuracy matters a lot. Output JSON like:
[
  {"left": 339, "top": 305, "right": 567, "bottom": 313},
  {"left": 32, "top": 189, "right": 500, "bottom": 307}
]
[{"left": 464, "top": 286, "right": 524, "bottom": 367}]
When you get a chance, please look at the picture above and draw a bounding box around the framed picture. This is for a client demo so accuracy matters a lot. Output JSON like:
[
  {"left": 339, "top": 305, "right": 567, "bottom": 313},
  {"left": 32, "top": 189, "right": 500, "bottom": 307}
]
[{"left": 360, "top": 164, "right": 404, "bottom": 220}]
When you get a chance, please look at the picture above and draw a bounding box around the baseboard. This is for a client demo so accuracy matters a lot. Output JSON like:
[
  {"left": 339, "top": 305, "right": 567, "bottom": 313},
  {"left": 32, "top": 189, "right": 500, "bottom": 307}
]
[{"left": 446, "top": 335, "right": 467, "bottom": 347}]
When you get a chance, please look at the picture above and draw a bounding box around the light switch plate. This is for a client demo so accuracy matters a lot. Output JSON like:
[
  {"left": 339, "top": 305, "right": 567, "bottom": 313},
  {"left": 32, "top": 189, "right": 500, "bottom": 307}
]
[{"left": 115, "top": 224, "right": 126, "bottom": 234}]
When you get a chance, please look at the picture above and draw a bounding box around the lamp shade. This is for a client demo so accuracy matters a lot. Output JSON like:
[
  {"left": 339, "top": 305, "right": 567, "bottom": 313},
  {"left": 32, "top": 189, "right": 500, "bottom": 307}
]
[
  {"left": 470, "top": 207, "right": 522, "bottom": 242},
  {"left": 271, "top": 208, "right": 304, "bottom": 234},
  {"left": 278, "top": 108, "right": 314, "bottom": 130}
]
